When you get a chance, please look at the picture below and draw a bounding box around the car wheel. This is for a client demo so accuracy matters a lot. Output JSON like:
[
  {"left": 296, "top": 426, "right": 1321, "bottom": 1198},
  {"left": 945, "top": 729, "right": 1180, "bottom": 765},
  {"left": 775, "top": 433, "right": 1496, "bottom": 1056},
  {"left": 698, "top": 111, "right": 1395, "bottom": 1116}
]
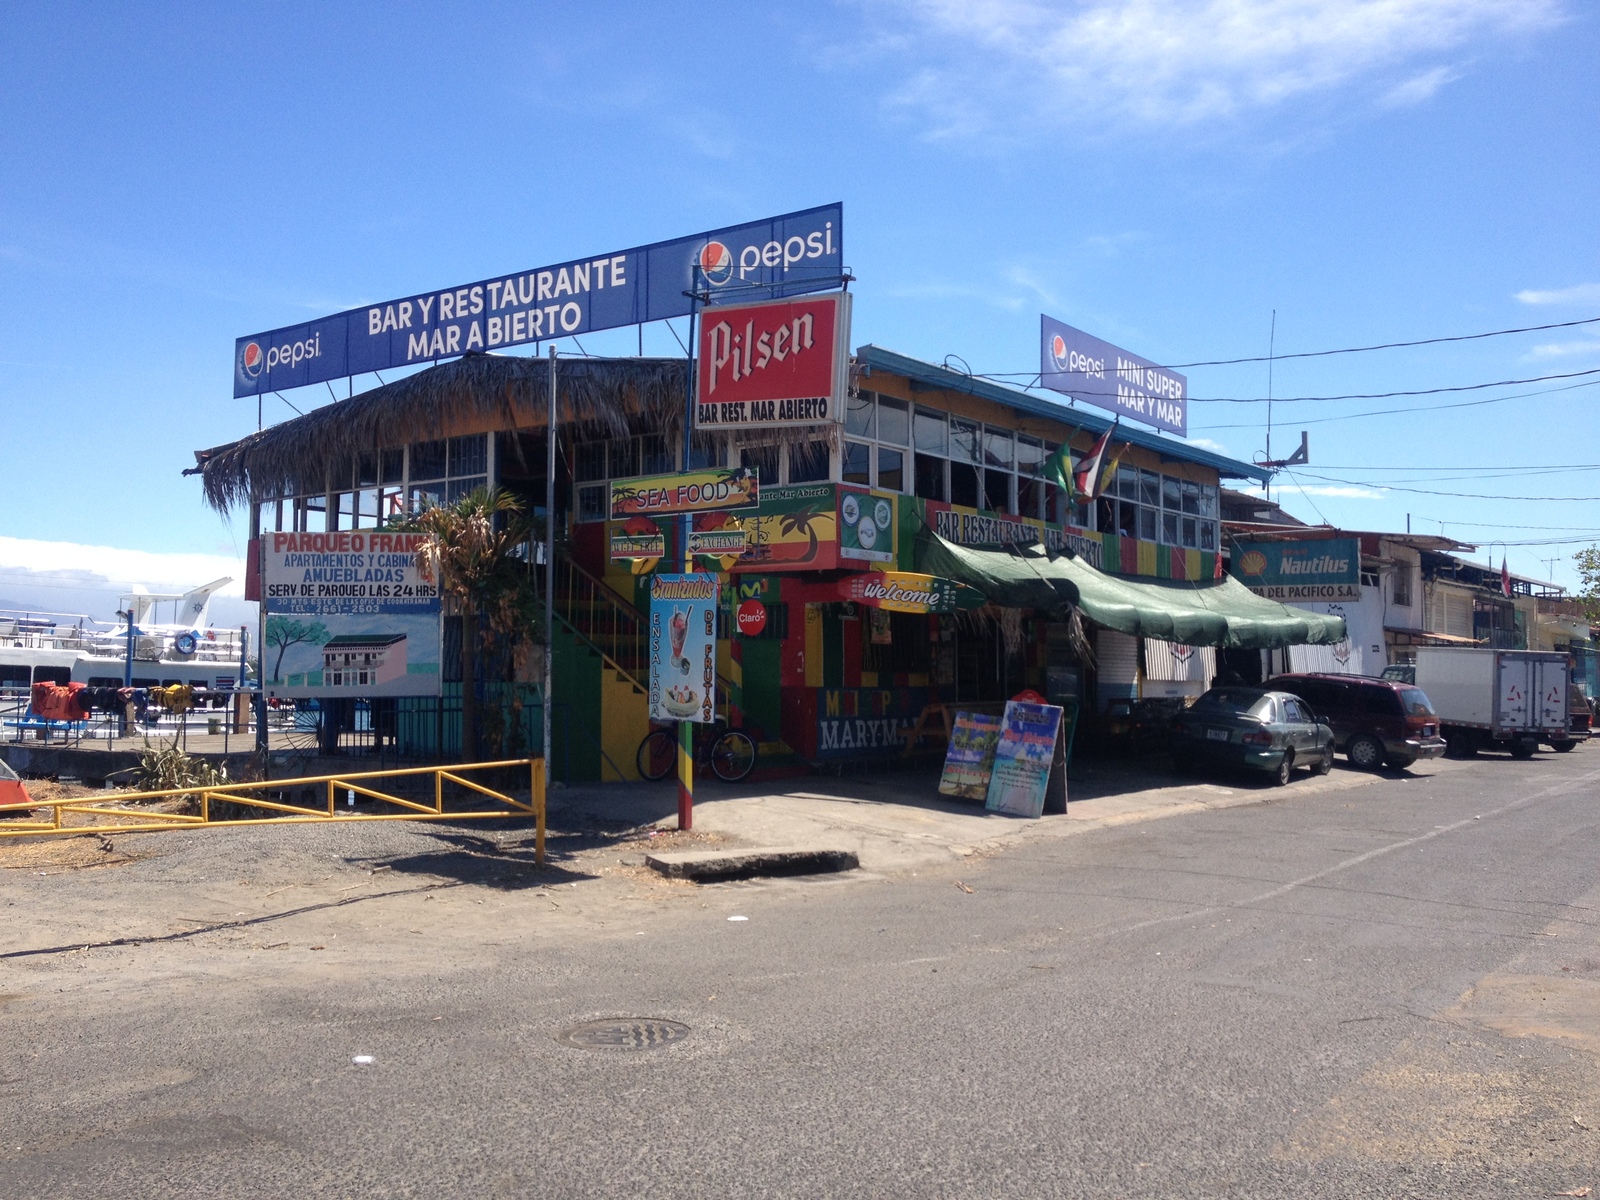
[
  {"left": 1551, "top": 740, "right": 1576, "bottom": 753},
  {"left": 1347, "top": 734, "right": 1385, "bottom": 771},
  {"left": 1274, "top": 751, "right": 1294, "bottom": 787},
  {"left": 1311, "top": 744, "right": 1333, "bottom": 775},
  {"left": 1509, "top": 739, "right": 1537, "bottom": 760}
]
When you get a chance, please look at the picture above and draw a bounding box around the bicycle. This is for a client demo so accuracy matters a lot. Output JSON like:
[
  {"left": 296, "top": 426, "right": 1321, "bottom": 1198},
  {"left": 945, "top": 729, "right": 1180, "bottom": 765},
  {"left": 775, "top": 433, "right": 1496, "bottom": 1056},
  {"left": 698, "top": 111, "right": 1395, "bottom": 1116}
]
[{"left": 637, "top": 719, "right": 757, "bottom": 783}]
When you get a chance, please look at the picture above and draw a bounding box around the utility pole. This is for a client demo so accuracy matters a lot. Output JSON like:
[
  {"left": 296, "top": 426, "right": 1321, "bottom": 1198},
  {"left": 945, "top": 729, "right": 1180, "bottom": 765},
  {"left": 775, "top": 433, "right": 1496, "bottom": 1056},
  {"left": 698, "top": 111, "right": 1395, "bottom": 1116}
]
[
  {"left": 1266, "top": 310, "right": 1276, "bottom": 505},
  {"left": 544, "top": 347, "right": 556, "bottom": 793}
]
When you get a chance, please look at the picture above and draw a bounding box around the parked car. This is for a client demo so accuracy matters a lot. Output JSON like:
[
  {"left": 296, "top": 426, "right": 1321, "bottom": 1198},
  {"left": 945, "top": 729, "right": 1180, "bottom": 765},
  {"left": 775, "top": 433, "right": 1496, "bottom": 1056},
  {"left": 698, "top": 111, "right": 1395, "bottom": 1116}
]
[
  {"left": 1547, "top": 682, "right": 1591, "bottom": 753},
  {"left": 1170, "top": 687, "right": 1334, "bottom": 786},
  {"left": 1267, "top": 672, "right": 1446, "bottom": 770}
]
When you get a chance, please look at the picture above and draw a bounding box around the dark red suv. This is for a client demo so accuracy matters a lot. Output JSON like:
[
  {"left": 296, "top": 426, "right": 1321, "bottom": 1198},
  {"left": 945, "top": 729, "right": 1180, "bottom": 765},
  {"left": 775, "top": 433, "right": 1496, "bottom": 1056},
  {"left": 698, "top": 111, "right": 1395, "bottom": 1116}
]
[{"left": 1267, "top": 673, "right": 1446, "bottom": 770}]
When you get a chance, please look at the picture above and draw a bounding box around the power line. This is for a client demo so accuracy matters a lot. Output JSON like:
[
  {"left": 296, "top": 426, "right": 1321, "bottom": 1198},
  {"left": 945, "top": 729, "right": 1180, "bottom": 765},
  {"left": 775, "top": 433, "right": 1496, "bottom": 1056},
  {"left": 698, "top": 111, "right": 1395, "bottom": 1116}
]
[
  {"left": 1315, "top": 466, "right": 1600, "bottom": 485},
  {"left": 1411, "top": 519, "right": 1600, "bottom": 531},
  {"left": 1113, "top": 366, "right": 1600, "bottom": 405},
  {"left": 1316, "top": 462, "right": 1600, "bottom": 472},
  {"left": 1290, "top": 470, "right": 1600, "bottom": 502},
  {"left": 982, "top": 313, "right": 1600, "bottom": 375},
  {"left": 1193, "top": 376, "right": 1600, "bottom": 430}
]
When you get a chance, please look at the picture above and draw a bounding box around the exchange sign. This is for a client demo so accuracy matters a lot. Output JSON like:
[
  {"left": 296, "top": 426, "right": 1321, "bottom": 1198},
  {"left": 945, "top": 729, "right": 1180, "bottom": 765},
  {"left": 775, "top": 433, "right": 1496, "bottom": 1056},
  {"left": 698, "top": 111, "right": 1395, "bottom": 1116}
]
[
  {"left": 234, "top": 205, "right": 843, "bottom": 398},
  {"left": 1039, "top": 314, "right": 1188, "bottom": 437}
]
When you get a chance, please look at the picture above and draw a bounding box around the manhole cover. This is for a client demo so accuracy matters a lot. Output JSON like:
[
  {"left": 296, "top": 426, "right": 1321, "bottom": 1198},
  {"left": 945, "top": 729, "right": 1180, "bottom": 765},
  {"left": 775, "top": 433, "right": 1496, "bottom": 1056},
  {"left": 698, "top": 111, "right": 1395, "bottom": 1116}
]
[{"left": 555, "top": 1018, "right": 691, "bottom": 1051}]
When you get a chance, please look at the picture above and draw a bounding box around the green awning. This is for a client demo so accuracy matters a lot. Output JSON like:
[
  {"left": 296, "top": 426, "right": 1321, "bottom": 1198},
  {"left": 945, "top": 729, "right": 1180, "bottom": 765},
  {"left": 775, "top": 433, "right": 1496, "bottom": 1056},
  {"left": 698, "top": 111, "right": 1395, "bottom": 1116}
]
[{"left": 915, "top": 530, "right": 1347, "bottom": 649}]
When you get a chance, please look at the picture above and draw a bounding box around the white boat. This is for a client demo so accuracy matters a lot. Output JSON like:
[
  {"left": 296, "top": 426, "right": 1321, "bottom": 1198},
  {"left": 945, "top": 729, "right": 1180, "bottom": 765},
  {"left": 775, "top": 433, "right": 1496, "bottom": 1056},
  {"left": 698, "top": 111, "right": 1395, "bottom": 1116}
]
[{"left": 0, "top": 578, "right": 250, "bottom": 692}]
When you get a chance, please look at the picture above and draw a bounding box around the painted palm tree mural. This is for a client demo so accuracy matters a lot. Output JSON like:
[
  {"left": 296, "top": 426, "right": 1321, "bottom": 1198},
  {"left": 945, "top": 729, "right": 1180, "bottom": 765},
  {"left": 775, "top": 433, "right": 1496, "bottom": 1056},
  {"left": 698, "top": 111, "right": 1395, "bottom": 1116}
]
[
  {"left": 740, "top": 485, "right": 837, "bottom": 569},
  {"left": 777, "top": 500, "right": 829, "bottom": 564}
]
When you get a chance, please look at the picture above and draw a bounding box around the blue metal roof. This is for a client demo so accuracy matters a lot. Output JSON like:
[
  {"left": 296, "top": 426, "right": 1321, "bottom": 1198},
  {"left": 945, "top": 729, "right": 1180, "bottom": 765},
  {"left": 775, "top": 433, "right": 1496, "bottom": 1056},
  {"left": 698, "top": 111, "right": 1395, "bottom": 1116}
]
[{"left": 854, "top": 344, "right": 1272, "bottom": 485}]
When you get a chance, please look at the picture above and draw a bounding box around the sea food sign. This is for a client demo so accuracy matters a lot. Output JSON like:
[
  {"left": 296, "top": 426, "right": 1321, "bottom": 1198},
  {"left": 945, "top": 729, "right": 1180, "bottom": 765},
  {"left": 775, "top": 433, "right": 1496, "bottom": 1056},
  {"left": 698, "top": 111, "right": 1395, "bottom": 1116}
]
[
  {"left": 1232, "top": 538, "right": 1361, "bottom": 601},
  {"left": 611, "top": 468, "right": 759, "bottom": 519},
  {"left": 694, "top": 292, "right": 851, "bottom": 430},
  {"left": 234, "top": 204, "right": 843, "bottom": 397},
  {"left": 1039, "top": 314, "right": 1188, "bottom": 437}
]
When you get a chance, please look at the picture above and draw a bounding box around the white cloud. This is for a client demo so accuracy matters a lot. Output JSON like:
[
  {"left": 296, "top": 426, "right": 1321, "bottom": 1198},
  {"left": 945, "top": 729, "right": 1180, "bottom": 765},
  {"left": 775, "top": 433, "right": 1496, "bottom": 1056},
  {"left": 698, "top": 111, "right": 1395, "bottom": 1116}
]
[
  {"left": 0, "top": 537, "right": 243, "bottom": 595},
  {"left": 873, "top": 0, "right": 1563, "bottom": 134},
  {"left": 1525, "top": 337, "right": 1600, "bottom": 360},
  {"left": 1188, "top": 436, "right": 1230, "bottom": 453},
  {"left": 0, "top": 537, "right": 248, "bottom": 626},
  {"left": 1515, "top": 282, "right": 1600, "bottom": 306},
  {"left": 1376, "top": 64, "right": 1460, "bottom": 108},
  {"left": 1293, "top": 484, "right": 1388, "bottom": 499}
]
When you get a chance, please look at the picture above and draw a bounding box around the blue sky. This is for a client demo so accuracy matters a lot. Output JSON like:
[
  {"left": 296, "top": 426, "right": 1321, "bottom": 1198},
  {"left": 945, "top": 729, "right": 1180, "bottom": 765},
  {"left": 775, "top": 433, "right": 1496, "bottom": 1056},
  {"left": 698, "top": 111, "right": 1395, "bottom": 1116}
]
[{"left": 2, "top": 0, "right": 1597, "bottom": 617}]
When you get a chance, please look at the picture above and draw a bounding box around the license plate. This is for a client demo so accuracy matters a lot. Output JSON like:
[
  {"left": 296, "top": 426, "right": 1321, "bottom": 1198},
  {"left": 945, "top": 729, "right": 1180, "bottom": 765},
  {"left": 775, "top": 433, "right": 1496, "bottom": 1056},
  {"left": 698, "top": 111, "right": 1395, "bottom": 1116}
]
[{"left": 1206, "top": 728, "right": 1229, "bottom": 741}]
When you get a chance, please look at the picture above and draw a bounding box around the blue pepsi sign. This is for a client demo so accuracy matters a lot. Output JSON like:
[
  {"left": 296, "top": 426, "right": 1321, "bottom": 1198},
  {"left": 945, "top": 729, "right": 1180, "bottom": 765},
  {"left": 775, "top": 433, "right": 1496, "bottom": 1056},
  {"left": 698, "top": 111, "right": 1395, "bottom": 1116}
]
[
  {"left": 1039, "top": 314, "right": 1188, "bottom": 437},
  {"left": 234, "top": 204, "right": 843, "bottom": 398}
]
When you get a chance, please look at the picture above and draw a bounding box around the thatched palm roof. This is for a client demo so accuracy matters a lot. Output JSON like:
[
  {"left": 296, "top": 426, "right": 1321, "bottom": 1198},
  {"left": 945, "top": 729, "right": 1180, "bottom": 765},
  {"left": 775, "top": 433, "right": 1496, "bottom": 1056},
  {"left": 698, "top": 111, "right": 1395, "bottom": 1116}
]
[{"left": 195, "top": 354, "right": 688, "bottom": 512}]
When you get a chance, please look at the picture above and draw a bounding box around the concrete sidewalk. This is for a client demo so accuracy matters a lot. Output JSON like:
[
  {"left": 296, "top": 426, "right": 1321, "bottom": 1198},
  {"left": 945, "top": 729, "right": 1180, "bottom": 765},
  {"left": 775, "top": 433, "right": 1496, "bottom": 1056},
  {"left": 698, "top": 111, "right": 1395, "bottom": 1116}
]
[{"left": 547, "top": 755, "right": 1458, "bottom": 876}]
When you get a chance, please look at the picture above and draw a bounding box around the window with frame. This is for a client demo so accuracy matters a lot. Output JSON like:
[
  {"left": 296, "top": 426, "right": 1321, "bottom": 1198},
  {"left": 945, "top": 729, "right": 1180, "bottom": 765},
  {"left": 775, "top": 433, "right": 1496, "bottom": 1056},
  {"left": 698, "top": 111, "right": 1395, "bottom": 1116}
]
[
  {"left": 408, "top": 433, "right": 487, "bottom": 514},
  {"left": 1392, "top": 562, "right": 1413, "bottom": 607}
]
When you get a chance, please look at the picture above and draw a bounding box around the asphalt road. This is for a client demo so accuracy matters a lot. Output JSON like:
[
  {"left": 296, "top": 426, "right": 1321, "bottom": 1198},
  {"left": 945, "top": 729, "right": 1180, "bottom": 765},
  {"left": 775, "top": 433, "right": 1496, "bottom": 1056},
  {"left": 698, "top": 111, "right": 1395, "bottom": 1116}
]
[{"left": 4, "top": 751, "right": 1600, "bottom": 1198}]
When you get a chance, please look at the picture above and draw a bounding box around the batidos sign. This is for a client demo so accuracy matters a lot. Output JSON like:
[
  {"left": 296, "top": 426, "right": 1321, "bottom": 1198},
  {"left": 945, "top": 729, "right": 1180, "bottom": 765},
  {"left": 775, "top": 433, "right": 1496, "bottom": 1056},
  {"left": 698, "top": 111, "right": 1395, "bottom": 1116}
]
[{"left": 694, "top": 292, "right": 851, "bottom": 431}]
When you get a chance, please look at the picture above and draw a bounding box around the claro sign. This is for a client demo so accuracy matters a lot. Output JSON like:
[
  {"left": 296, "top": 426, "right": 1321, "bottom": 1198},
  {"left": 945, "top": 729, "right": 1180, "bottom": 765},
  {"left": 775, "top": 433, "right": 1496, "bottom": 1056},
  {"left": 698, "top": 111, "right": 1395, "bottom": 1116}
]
[{"left": 694, "top": 292, "right": 851, "bottom": 430}]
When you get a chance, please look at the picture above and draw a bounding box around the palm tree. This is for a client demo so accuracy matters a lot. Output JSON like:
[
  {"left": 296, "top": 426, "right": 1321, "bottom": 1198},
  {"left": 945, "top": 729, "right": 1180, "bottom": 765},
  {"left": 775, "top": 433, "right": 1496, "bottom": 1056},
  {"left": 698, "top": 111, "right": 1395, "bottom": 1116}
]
[{"left": 398, "top": 488, "right": 540, "bottom": 762}]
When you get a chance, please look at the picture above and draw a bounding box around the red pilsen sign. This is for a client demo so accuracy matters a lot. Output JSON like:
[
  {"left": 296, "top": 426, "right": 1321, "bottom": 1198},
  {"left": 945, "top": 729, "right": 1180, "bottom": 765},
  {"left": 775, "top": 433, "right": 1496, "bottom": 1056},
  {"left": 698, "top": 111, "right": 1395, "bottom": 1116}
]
[{"left": 693, "top": 291, "right": 850, "bottom": 430}]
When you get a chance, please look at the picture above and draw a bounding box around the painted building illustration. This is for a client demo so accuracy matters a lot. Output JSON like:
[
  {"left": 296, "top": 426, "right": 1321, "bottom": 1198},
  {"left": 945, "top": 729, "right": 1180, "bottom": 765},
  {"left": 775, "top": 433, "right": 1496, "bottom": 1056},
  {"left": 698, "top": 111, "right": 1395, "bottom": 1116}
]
[{"left": 321, "top": 633, "right": 408, "bottom": 689}]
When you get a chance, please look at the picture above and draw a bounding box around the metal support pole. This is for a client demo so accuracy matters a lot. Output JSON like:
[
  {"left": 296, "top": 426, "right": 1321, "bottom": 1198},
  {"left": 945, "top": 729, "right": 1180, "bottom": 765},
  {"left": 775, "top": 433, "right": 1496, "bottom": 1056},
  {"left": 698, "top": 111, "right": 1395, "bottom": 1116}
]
[
  {"left": 678, "top": 297, "right": 699, "bottom": 831},
  {"left": 544, "top": 348, "right": 557, "bottom": 791}
]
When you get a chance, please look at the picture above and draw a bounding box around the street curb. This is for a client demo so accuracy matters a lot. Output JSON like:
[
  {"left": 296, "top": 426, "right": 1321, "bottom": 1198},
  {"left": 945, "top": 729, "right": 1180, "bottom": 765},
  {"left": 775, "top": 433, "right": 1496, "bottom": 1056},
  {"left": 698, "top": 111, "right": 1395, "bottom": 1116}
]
[{"left": 646, "top": 846, "right": 859, "bottom": 881}]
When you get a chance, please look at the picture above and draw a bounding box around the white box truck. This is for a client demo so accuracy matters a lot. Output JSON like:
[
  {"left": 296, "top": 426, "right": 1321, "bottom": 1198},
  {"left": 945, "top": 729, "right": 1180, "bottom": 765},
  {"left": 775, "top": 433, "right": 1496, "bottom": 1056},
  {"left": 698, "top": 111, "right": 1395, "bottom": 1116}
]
[{"left": 1412, "top": 647, "right": 1569, "bottom": 759}]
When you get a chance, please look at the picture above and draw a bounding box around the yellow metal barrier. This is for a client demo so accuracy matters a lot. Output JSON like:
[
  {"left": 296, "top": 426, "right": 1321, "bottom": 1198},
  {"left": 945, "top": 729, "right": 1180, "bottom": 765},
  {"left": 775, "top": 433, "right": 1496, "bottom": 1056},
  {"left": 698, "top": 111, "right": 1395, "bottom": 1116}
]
[{"left": 0, "top": 757, "right": 548, "bottom": 865}]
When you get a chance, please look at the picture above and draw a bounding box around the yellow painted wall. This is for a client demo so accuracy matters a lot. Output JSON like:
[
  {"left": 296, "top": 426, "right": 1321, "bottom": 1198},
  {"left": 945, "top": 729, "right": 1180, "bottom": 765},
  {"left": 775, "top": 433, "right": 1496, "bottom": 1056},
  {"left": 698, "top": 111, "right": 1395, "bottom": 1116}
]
[{"left": 599, "top": 667, "right": 652, "bottom": 781}]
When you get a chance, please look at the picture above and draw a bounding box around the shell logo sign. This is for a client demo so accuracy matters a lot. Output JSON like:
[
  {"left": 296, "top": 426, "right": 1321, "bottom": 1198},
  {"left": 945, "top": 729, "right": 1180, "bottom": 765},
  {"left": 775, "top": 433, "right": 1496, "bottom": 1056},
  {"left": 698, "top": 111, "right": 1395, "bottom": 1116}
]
[{"left": 1237, "top": 549, "right": 1269, "bottom": 577}]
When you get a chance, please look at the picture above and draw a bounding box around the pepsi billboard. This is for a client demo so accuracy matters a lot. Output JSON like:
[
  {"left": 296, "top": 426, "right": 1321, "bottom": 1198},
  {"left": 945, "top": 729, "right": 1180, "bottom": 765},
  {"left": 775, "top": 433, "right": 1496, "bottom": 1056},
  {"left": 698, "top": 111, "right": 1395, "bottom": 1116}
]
[
  {"left": 234, "top": 204, "right": 843, "bottom": 398},
  {"left": 1039, "top": 315, "right": 1188, "bottom": 437}
]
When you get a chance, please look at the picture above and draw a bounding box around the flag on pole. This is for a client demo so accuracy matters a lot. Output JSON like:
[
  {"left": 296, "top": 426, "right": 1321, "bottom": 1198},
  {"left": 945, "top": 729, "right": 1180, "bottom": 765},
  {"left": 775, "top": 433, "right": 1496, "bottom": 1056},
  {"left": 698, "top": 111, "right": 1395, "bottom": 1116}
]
[
  {"left": 1074, "top": 421, "right": 1120, "bottom": 500},
  {"left": 1042, "top": 440, "right": 1076, "bottom": 500},
  {"left": 1501, "top": 556, "right": 1512, "bottom": 598}
]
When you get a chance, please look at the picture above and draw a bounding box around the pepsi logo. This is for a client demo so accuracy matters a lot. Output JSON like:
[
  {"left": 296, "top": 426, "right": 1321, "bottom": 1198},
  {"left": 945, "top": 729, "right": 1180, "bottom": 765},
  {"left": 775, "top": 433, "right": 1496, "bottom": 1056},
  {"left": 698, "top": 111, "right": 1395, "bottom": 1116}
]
[
  {"left": 698, "top": 241, "right": 734, "bottom": 286},
  {"left": 241, "top": 341, "right": 264, "bottom": 379},
  {"left": 1050, "top": 334, "right": 1068, "bottom": 370}
]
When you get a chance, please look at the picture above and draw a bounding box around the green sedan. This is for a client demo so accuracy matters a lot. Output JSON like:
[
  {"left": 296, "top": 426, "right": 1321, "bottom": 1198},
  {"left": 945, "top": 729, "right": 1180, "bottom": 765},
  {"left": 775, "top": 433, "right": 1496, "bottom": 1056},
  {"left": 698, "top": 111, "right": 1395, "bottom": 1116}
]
[{"left": 1170, "top": 687, "right": 1335, "bottom": 786}]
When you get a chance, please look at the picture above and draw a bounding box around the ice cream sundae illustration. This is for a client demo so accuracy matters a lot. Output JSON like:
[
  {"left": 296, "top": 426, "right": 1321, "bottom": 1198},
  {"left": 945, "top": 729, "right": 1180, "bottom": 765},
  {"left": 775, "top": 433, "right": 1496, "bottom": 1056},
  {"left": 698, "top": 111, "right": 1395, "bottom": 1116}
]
[{"left": 670, "top": 605, "right": 690, "bottom": 674}]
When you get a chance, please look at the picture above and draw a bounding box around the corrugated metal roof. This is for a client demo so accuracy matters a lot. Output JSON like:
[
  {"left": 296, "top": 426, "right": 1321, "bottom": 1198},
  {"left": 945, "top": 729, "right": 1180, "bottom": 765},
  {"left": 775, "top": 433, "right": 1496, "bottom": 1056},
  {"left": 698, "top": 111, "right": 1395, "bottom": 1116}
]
[{"left": 854, "top": 344, "right": 1273, "bottom": 485}]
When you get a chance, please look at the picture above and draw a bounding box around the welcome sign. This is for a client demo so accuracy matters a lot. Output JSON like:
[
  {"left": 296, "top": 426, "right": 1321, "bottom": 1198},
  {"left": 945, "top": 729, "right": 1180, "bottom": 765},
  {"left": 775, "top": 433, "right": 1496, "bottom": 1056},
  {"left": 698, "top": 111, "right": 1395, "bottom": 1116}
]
[{"left": 1232, "top": 538, "right": 1361, "bottom": 601}]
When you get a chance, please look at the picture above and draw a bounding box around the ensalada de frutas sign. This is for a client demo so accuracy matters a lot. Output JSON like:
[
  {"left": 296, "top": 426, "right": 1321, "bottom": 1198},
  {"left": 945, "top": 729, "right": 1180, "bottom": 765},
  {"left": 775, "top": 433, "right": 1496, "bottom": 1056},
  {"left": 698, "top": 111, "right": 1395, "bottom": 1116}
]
[
  {"left": 234, "top": 205, "right": 842, "bottom": 398},
  {"left": 648, "top": 574, "right": 719, "bottom": 724},
  {"left": 1232, "top": 538, "right": 1360, "bottom": 601},
  {"left": 694, "top": 292, "right": 851, "bottom": 430}
]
